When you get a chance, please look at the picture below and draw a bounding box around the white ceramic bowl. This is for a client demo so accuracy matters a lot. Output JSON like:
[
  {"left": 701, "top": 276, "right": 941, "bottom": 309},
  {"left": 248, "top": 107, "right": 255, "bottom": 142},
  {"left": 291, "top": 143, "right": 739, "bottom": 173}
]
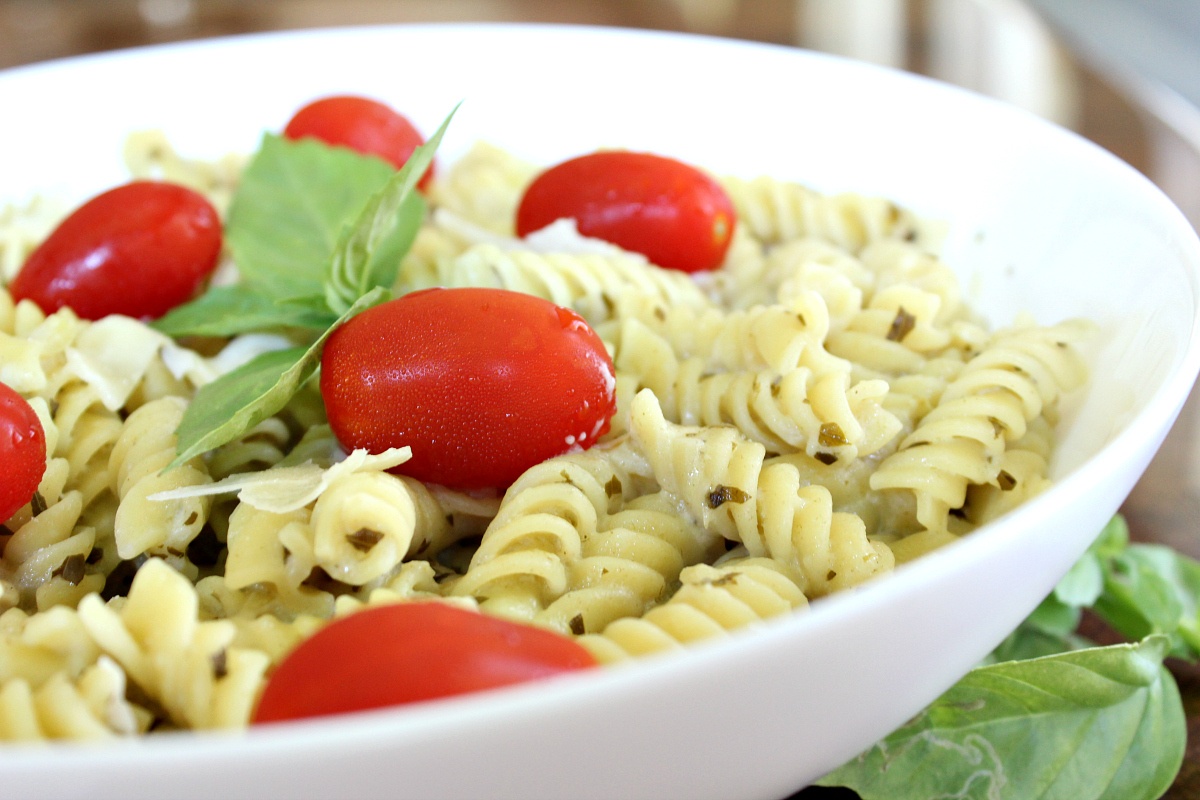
[{"left": 2, "top": 24, "right": 1199, "bottom": 800}]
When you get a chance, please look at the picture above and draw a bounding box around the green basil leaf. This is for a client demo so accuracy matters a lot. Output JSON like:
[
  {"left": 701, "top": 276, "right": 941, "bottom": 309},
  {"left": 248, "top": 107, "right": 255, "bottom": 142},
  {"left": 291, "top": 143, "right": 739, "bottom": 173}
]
[
  {"left": 324, "top": 105, "right": 458, "bottom": 315},
  {"left": 1023, "top": 592, "right": 1084, "bottom": 639},
  {"left": 1054, "top": 549, "right": 1105, "bottom": 608},
  {"left": 818, "top": 636, "right": 1184, "bottom": 800},
  {"left": 169, "top": 287, "right": 387, "bottom": 467},
  {"left": 151, "top": 285, "right": 337, "bottom": 337},
  {"left": 1095, "top": 544, "right": 1200, "bottom": 659},
  {"left": 987, "top": 619, "right": 1092, "bottom": 664},
  {"left": 1093, "top": 515, "right": 1131, "bottom": 558},
  {"left": 225, "top": 134, "right": 396, "bottom": 299}
]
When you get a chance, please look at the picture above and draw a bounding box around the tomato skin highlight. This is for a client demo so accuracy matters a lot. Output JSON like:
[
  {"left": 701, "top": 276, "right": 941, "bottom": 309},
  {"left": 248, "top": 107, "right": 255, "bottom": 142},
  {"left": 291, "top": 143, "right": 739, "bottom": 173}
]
[
  {"left": 515, "top": 150, "right": 736, "bottom": 273},
  {"left": 320, "top": 287, "right": 616, "bottom": 490},
  {"left": 252, "top": 602, "right": 596, "bottom": 724},
  {"left": 10, "top": 181, "right": 222, "bottom": 321},
  {"left": 283, "top": 95, "right": 434, "bottom": 190},
  {"left": 0, "top": 382, "right": 46, "bottom": 524}
]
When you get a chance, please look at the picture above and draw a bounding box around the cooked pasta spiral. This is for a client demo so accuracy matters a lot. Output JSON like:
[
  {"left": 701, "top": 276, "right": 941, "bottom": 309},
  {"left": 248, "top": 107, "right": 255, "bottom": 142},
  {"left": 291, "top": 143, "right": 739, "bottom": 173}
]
[
  {"left": 0, "top": 609, "right": 109, "bottom": 742},
  {"left": 629, "top": 389, "right": 893, "bottom": 595},
  {"left": 576, "top": 557, "right": 808, "bottom": 663},
  {"left": 870, "top": 320, "right": 1091, "bottom": 532},
  {"left": 720, "top": 174, "right": 927, "bottom": 252},
  {"left": 429, "top": 140, "right": 538, "bottom": 234},
  {"left": 108, "top": 398, "right": 213, "bottom": 569},
  {"left": 612, "top": 316, "right": 900, "bottom": 461},
  {"left": 436, "top": 242, "right": 712, "bottom": 325},
  {"left": 449, "top": 444, "right": 646, "bottom": 621},
  {"left": 534, "top": 490, "right": 724, "bottom": 635},
  {"left": 608, "top": 289, "right": 849, "bottom": 379},
  {"left": 77, "top": 559, "right": 269, "bottom": 731}
]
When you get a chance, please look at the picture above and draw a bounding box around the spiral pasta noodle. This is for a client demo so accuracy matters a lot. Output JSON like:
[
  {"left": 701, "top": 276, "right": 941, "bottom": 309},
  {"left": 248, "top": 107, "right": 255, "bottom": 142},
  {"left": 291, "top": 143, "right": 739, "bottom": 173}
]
[
  {"left": 577, "top": 557, "right": 808, "bottom": 663},
  {"left": 870, "top": 320, "right": 1091, "bottom": 533},
  {"left": 720, "top": 174, "right": 929, "bottom": 252},
  {"left": 449, "top": 445, "right": 645, "bottom": 621},
  {"left": 108, "top": 398, "right": 213, "bottom": 569},
  {"left": 611, "top": 316, "right": 900, "bottom": 462},
  {"left": 0, "top": 134, "right": 1091, "bottom": 741},
  {"left": 436, "top": 242, "right": 713, "bottom": 326},
  {"left": 629, "top": 389, "right": 893, "bottom": 596},
  {"left": 77, "top": 559, "right": 270, "bottom": 731},
  {"left": 534, "top": 490, "right": 724, "bottom": 635}
]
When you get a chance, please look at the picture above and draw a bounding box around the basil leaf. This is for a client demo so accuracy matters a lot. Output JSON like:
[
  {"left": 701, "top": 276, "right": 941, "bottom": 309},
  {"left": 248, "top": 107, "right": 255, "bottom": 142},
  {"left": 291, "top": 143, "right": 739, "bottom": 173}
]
[
  {"left": 988, "top": 620, "right": 1092, "bottom": 664},
  {"left": 225, "top": 135, "right": 397, "bottom": 299},
  {"left": 1093, "top": 514, "right": 1131, "bottom": 557},
  {"left": 818, "top": 636, "right": 1184, "bottom": 800},
  {"left": 152, "top": 285, "right": 336, "bottom": 337},
  {"left": 1026, "top": 593, "right": 1085, "bottom": 639},
  {"left": 169, "top": 287, "right": 387, "bottom": 467},
  {"left": 1095, "top": 544, "right": 1200, "bottom": 659},
  {"left": 324, "top": 105, "right": 458, "bottom": 314},
  {"left": 1054, "top": 548, "right": 1105, "bottom": 608}
]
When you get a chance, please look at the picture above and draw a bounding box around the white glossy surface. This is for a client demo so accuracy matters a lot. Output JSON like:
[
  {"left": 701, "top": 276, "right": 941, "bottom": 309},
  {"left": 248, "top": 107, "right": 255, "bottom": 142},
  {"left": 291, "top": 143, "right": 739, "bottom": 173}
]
[{"left": 1, "top": 24, "right": 1198, "bottom": 800}]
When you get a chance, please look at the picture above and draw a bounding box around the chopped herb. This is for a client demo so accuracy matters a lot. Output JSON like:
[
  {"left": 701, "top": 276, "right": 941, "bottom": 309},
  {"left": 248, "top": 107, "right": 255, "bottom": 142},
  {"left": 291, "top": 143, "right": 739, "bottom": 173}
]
[
  {"left": 346, "top": 528, "right": 385, "bottom": 553},
  {"left": 605, "top": 476, "right": 623, "bottom": 498},
  {"left": 706, "top": 485, "right": 751, "bottom": 509},
  {"left": 887, "top": 307, "right": 917, "bottom": 342},
  {"left": 818, "top": 422, "right": 847, "bottom": 447},
  {"left": 211, "top": 649, "right": 228, "bottom": 679},
  {"left": 55, "top": 554, "right": 86, "bottom": 585}
]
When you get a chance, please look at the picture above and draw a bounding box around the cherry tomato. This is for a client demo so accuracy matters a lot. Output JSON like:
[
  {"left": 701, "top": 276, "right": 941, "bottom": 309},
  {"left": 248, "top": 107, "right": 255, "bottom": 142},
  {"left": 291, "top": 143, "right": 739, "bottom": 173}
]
[
  {"left": 515, "top": 150, "right": 737, "bottom": 273},
  {"left": 10, "top": 181, "right": 222, "bottom": 321},
  {"left": 283, "top": 95, "right": 434, "bottom": 190},
  {"left": 0, "top": 382, "right": 46, "bottom": 524},
  {"left": 320, "top": 287, "right": 616, "bottom": 490},
  {"left": 252, "top": 602, "right": 596, "bottom": 724}
]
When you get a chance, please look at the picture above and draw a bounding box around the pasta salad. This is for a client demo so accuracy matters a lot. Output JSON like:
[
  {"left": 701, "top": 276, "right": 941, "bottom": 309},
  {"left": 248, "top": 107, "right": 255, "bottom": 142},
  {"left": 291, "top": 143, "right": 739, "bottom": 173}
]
[{"left": 0, "top": 96, "right": 1089, "bottom": 739}]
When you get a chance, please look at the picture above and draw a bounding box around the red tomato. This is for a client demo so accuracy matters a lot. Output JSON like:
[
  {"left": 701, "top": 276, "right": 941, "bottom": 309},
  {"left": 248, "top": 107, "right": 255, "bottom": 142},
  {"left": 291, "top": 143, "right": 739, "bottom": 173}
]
[
  {"left": 320, "top": 287, "right": 616, "bottom": 490},
  {"left": 0, "top": 382, "right": 46, "bottom": 524},
  {"left": 283, "top": 95, "right": 434, "bottom": 190},
  {"left": 252, "top": 602, "right": 596, "bottom": 724},
  {"left": 10, "top": 181, "right": 222, "bottom": 321},
  {"left": 515, "top": 150, "right": 737, "bottom": 273}
]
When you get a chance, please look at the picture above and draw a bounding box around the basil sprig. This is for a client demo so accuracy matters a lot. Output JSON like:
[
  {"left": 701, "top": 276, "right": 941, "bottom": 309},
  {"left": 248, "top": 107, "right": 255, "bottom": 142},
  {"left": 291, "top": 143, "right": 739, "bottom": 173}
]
[
  {"left": 818, "top": 516, "right": 1196, "bottom": 799},
  {"left": 157, "top": 106, "right": 456, "bottom": 468}
]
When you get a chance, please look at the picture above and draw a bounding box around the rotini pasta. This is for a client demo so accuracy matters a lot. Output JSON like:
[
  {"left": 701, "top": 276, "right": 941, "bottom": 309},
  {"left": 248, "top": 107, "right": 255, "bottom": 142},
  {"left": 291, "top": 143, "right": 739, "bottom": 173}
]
[{"left": 0, "top": 130, "right": 1090, "bottom": 742}]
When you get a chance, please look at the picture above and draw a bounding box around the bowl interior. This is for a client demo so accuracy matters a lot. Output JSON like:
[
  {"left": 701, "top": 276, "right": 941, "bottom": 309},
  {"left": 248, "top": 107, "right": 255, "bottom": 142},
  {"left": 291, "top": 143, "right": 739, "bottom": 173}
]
[{"left": 2, "top": 23, "right": 1199, "bottom": 800}]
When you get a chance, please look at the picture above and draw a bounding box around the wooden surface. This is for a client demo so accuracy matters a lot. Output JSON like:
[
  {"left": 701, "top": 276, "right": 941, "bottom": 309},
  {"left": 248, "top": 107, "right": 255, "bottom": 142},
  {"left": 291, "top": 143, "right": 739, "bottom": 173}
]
[{"left": 2, "top": 1, "right": 1198, "bottom": 796}]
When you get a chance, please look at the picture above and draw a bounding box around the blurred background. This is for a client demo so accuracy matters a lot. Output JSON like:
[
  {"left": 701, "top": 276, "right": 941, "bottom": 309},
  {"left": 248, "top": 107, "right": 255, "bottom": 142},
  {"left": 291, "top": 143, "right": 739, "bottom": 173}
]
[{"left": 4, "top": 0, "right": 1200, "bottom": 796}]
